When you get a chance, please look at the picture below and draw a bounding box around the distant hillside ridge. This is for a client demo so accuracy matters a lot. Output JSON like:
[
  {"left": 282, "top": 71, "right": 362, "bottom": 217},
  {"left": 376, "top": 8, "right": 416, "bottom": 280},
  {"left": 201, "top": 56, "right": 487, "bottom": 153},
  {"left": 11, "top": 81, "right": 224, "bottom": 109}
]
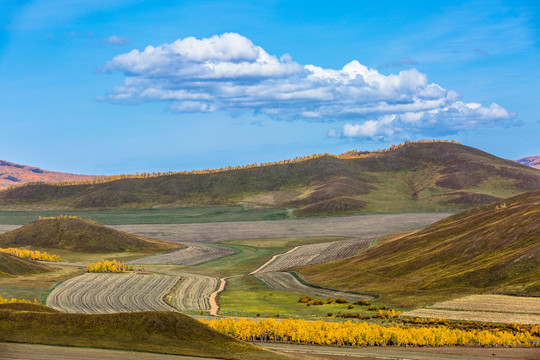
[
  {"left": 515, "top": 156, "right": 540, "bottom": 170},
  {"left": 3, "top": 139, "right": 458, "bottom": 189},
  {"left": 0, "top": 141, "right": 539, "bottom": 215},
  {"left": 0, "top": 216, "right": 181, "bottom": 253},
  {"left": 0, "top": 160, "right": 100, "bottom": 190},
  {"left": 296, "top": 190, "right": 540, "bottom": 307}
]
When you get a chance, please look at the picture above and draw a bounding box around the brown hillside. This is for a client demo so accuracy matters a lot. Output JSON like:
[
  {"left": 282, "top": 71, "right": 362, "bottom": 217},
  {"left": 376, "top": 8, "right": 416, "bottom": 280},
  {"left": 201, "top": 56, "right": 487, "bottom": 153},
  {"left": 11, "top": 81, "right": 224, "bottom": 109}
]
[
  {"left": 1, "top": 142, "right": 539, "bottom": 215},
  {"left": 0, "top": 160, "right": 100, "bottom": 190},
  {"left": 0, "top": 252, "right": 51, "bottom": 277},
  {"left": 296, "top": 190, "right": 540, "bottom": 307},
  {"left": 0, "top": 217, "right": 181, "bottom": 253}
]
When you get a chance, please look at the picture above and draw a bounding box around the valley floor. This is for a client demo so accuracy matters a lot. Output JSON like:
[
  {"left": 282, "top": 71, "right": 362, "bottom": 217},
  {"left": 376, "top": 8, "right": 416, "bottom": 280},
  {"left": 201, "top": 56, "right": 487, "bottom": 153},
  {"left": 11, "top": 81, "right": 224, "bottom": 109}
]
[{"left": 2, "top": 342, "right": 539, "bottom": 360}]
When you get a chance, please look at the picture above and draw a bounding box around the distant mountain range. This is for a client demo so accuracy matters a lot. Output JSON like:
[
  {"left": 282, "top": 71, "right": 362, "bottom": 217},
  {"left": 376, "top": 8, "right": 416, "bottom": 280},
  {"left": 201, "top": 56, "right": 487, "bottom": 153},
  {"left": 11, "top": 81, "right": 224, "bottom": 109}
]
[
  {"left": 1, "top": 141, "right": 539, "bottom": 215},
  {"left": 0, "top": 160, "right": 100, "bottom": 190},
  {"left": 515, "top": 156, "right": 540, "bottom": 169}
]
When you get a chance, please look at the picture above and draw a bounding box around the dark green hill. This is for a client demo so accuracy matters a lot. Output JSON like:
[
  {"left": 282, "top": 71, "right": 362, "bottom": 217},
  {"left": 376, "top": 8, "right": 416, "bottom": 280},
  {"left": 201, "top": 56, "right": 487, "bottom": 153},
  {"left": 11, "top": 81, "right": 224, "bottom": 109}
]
[
  {"left": 1, "top": 142, "right": 539, "bottom": 214},
  {"left": 0, "top": 217, "right": 181, "bottom": 253},
  {"left": 296, "top": 190, "right": 540, "bottom": 307},
  {"left": 0, "top": 252, "right": 51, "bottom": 277},
  {"left": 0, "top": 309, "right": 289, "bottom": 360}
]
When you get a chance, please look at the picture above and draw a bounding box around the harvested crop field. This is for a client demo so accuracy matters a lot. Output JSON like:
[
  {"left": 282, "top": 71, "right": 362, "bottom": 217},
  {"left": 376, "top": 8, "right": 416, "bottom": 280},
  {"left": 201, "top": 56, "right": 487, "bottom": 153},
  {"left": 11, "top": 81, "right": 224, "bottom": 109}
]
[
  {"left": 404, "top": 294, "right": 540, "bottom": 324},
  {"left": 403, "top": 308, "right": 540, "bottom": 324},
  {"left": 254, "top": 272, "right": 371, "bottom": 301},
  {"left": 424, "top": 294, "right": 540, "bottom": 314},
  {"left": 255, "top": 238, "right": 371, "bottom": 273},
  {"left": 46, "top": 273, "right": 178, "bottom": 313},
  {"left": 110, "top": 213, "right": 450, "bottom": 243},
  {"left": 172, "top": 272, "right": 218, "bottom": 311},
  {"left": 128, "top": 243, "right": 237, "bottom": 266}
]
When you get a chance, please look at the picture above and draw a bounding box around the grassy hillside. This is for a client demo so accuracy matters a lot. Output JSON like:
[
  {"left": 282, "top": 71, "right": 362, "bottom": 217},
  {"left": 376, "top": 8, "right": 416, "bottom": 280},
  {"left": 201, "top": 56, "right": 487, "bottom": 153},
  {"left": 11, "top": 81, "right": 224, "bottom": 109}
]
[
  {"left": 0, "top": 309, "right": 289, "bottom": 360},
  {"left": 0, "top": 217, "right": 181, "bottom": 253},
  {"left": 0, "top": 252, "right": 52, "bottom": 277},
  {"left": 1, "top": 142, "right": 539, "bottom": 215},
  {"left": 296, "top": 190, "right": 540, "bottom": 307}
]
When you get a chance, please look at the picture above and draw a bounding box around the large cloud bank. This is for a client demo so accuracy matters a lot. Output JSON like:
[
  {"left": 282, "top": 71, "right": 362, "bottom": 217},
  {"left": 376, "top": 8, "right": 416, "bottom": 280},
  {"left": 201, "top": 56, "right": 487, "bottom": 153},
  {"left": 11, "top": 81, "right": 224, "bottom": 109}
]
[{"left": 103, "top": 33, "right": 514, "bottom": 139}]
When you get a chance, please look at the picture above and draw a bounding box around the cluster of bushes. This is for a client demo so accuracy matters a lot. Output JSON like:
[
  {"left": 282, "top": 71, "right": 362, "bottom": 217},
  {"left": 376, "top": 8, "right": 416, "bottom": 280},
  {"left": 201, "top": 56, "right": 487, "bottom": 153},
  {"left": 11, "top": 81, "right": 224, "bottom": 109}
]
[
  {"left": 298, "top": 296, "right": 325, "bottom": 306},
  {"left": 0, "top": 247, "right": 61, "bottom": 262},
  {"left": 0, "top": 295, "right": 38, "bottom": 305},
  {"left": 86, "top": 259, "right": 133, "bottom": 273}
]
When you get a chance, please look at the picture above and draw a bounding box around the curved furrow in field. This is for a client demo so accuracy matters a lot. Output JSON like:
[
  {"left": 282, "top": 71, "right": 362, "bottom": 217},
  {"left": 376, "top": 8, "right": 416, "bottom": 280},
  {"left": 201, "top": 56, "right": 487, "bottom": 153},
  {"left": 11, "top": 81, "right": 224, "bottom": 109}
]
[
  {"left": 257, "top": 238, "right": 371, "bottom": 273},
  {"left": 47, "top": 273, "right": 179, "bottom": 313},
  {"left": 255, "top": 272, "right": 372, "bottom": 302},
  {"left": 127, "top": 243, "right": 238, "bottom": 266},
  {"left": 173, "top": 273, "right": 218, "bottom": 311}
]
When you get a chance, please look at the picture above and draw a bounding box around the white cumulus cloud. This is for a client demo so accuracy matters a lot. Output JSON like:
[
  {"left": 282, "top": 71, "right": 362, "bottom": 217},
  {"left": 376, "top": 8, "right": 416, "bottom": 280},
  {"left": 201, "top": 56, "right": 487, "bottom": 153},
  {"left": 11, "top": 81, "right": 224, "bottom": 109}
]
[{"left": 101, "top": 32, "right": 515, "bottom": 138}]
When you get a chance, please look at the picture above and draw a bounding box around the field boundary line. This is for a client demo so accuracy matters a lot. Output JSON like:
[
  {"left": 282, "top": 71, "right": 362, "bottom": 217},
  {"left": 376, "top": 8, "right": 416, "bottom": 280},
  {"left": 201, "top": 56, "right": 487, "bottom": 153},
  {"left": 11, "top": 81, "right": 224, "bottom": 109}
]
[
  {"left": 288, "top": 271, "right": 377, "bottom": 299},
  {"left": 249, "top": 246, "right": 299, "bottom": 275}
]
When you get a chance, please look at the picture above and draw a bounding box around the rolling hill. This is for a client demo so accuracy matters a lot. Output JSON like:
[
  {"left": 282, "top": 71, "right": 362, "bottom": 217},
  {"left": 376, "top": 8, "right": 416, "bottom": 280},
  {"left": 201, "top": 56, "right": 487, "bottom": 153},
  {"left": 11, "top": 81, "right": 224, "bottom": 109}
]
[
  {"left": 0, "top": 309, "right": 289, "bottom": 360},
  {"left": 0, "top": 216, "right": 181, "bottom": 253},
  {"left": 515, "top": 156, "right": 540, "bottom": 170},
  {"left": 1, "top": 141, "right": 539, "bottom": 215},
  {"left": 0, "top": 252, "right": 52, "bottom": 277},
  {"left": 0, "top": 160, "right": 100, "bottom": 190},
  {"left": 295, "top": 190, "right": 540, "bottom": 307}
]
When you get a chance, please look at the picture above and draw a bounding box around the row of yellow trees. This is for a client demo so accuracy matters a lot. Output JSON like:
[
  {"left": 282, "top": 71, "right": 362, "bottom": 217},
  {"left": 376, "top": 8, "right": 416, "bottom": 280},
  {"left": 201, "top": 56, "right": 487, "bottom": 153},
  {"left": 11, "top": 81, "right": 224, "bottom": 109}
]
[
  {"left": 86, "top": 259, "right": 132, "bottom": 273},
  {"left": 0, "top": 247, "right": 61, "bottom": 262},
  {"left": 37, "top": 215, "right": 100, "bottom": 224},
  {"left": 200, "top": 318, "right": 539, "bottom": 347},
  {"left": 0, "top": 295, "right": 39, "bottom": 305},
  {"left": 3, "top": 140, "right": 461, "bottom": 191}
]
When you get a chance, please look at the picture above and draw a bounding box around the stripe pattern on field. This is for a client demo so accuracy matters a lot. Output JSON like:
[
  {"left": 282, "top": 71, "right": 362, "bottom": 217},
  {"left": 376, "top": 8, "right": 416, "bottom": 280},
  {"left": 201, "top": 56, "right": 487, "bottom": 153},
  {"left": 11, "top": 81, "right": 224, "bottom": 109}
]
[
  {"left": 127, "top": 243, "right": 238, "bottom": 266},
  {"left": 257, "top": 238, "right": 371, "bottom": 273},
  {"left": 173, "top": 272, "right": 218, "bottom": 311},
  {"left": 254, "top": 272, "right": 372, "bottom": 301},
  {"left": 46, "top": 273, "right": 178, "bottom": 313}
]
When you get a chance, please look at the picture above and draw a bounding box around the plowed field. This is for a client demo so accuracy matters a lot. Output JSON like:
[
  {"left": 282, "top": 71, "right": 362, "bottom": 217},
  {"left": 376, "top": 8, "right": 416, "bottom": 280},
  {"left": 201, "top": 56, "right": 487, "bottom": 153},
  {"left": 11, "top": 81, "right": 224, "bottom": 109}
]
[
  {"left": 256, "top": 238, "right": 371, "bottom": 273},
  {"left": 128, "top": 243, "right": 237, "bottom": 266},
  {"left": 255, "top": 272, "right": 371, "bottom": 301},
  {"left": 46, "top": 273, "right": 178, "bottom": 313},
  {"left": 173, "top": 273, "right": 218, "bottom": 311}
]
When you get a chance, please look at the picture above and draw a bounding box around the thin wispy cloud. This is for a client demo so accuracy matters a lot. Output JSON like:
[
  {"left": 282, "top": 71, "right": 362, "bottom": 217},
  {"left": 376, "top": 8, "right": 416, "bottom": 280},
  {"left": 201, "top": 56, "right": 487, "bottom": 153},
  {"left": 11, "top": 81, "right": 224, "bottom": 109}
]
[
  {"left": 103, "top": 35, "right": 130, "bottom": 45},
  {"left": 102, "top": 32, "right": 515, "bottom": 139}
]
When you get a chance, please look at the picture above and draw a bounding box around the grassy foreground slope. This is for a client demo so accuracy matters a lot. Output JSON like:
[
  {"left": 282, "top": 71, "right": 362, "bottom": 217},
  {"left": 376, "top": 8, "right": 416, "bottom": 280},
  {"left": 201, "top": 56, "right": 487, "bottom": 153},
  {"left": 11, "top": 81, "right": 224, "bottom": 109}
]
[
  {"left": 1, "top": 142, "right": 539, "bottom": 215},
  {"left": 296, "top": 190, "right": 540, "bottom": 307},
  {"left": 0, "top": 217, "right": 180, "bottom": 253},
  {"left": 0, "top": 252, "right": 51, "bottom": 277},
  {"left": 0, "top": 308, "right": 289, "bottom": 360}
]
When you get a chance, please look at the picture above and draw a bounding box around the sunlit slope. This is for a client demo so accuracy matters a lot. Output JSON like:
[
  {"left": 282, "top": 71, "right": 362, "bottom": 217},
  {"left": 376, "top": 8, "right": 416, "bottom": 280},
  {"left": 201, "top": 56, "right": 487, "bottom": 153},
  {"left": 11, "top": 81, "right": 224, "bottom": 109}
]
[
  {"left": 0, "top": 217, "right": 180, "bottom": 253},
  {"left": 0, "top": 252, "right": 51, "bottom": 277},
  {"left": 1, "top": 142, "right": 538, "bottom": 214},
  {"left": 296, "top": 191, "right": 540, "bottom": 307}
]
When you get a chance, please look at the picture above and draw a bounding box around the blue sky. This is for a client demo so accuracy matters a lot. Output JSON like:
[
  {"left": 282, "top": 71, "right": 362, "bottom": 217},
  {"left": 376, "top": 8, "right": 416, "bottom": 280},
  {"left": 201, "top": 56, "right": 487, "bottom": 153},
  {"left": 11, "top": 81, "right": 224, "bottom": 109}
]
[{"left": 0, "top": 0, "right": 538, "bottom": 175}]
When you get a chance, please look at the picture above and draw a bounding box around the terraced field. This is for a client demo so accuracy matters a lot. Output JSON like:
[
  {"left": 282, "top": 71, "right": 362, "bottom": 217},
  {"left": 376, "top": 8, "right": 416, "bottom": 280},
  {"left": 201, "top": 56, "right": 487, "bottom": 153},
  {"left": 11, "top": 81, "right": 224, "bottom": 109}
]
[
  {"left": 255, "top": 238, "right": 371, "bottom": 273},
  {"left": 254, "top": 272, "right": 371, "bottom": 302},
  {"left": 172, "top": 273, "right": 218, "bottom": 311},
  {"left": 47, "top": 273, "right": 178, "bottom": 313},
  {"left": 424, "top": 294, "right": 540, "bottom": 314},
  {"left": 403, "top": 308, "right": 540, "bottom": 324},
  {"left": 404, "top": 295, "right": 540, "bottom": 324},
  {"left": 128, "top": 243, "right": 237, "bottom": 266}
]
